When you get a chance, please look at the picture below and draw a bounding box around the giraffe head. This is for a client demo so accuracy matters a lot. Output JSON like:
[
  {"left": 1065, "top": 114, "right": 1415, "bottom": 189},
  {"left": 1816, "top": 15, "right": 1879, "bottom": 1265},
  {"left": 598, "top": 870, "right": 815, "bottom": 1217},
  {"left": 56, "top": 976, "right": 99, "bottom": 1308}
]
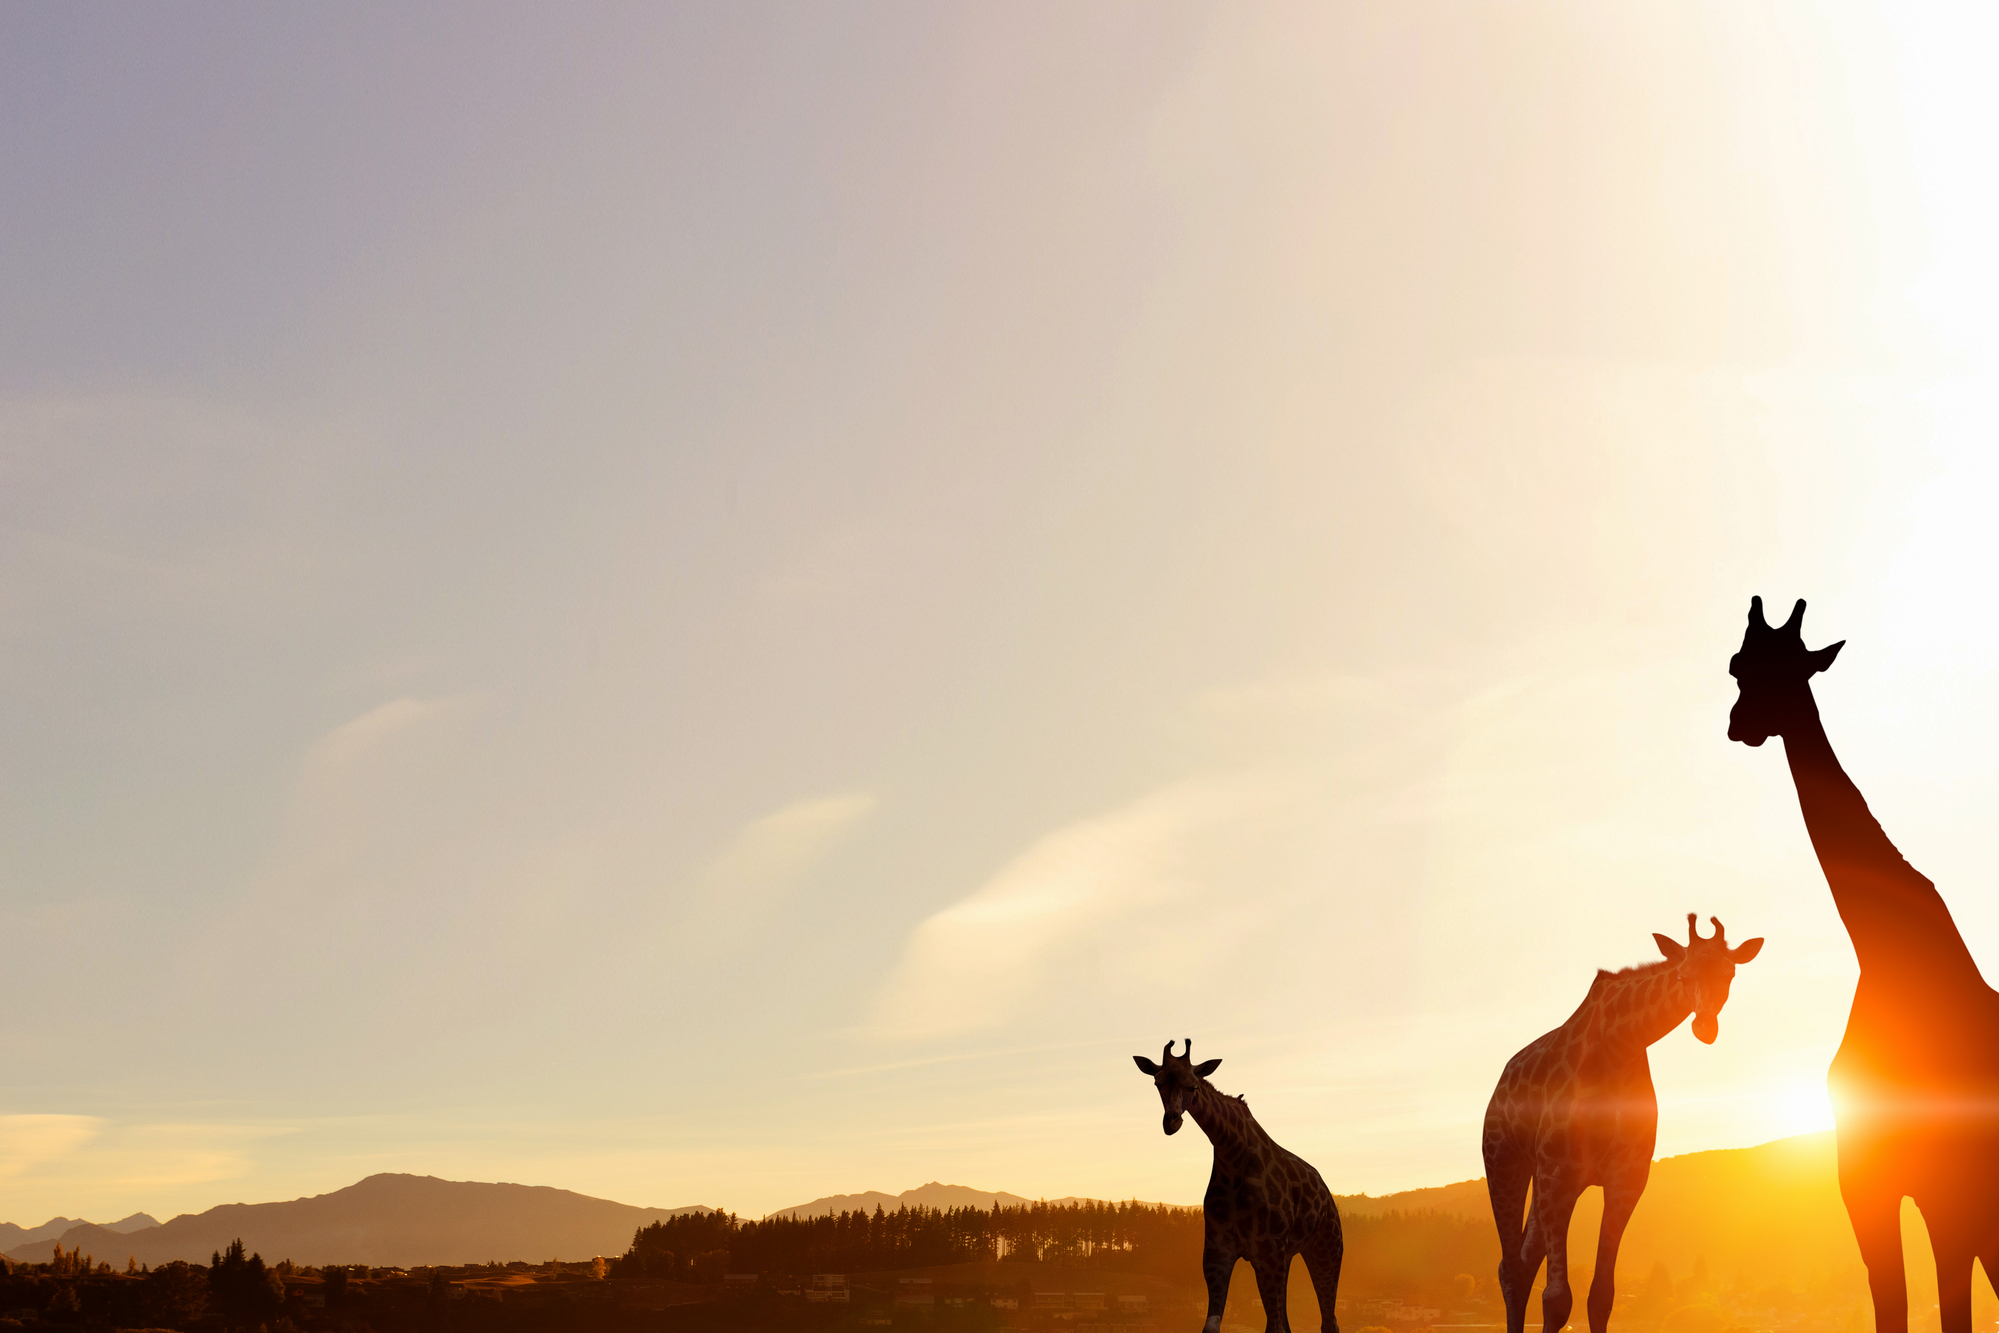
[
  {"left": 1727, "top": 596, "right": 1844, "bottom": 747},
  {"left": 1132, "top": 1038, "right": 1221, "bottom": 1136},
  {"left": 1654, "top": 913, "right": 1763, "bottom": 1043}
]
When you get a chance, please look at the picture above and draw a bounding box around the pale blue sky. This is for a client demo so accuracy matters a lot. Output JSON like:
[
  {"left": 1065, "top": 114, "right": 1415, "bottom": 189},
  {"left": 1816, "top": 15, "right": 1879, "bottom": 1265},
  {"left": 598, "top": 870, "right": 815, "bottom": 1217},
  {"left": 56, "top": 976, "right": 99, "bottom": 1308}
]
[{"left": 5, "top": 2, "right": 1999, "bottom": 1224}]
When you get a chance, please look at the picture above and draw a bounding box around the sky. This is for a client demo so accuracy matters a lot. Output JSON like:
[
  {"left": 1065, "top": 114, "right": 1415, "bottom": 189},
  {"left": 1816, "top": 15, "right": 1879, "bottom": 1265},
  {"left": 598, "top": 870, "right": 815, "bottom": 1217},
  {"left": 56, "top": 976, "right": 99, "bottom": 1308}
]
[{"left": 4, "top": 1, "right": 1999, "bottom": 1227}]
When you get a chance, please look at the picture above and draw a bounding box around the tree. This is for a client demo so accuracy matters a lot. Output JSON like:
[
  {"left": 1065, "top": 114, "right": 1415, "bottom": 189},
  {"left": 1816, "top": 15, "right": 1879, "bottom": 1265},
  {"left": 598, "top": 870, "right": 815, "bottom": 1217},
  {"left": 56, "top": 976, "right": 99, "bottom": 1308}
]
[
  {"left": 321, "top": 1264, "right": 348, "bottom": 1311},
  {"left": 46, "top": 1283, "right": 82, "bottom": 1322},
  {"left": 208, "top": 1239, "right": 283, "bottom": 1330},
  {"left": 144, "top": 1261, "right": 211, "bottom": 1328}
]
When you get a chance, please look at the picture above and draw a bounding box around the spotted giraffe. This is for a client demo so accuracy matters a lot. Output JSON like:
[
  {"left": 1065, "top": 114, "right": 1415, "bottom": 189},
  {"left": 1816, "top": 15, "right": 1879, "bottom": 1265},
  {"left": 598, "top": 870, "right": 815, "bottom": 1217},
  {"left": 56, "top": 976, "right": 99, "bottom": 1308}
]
[
  {"left": 1483, "top": 916, "right": 1763, "bottom": 1333},
  {"left": 1134, "top": 1040, "right": 1342, "bottom": 1333}
]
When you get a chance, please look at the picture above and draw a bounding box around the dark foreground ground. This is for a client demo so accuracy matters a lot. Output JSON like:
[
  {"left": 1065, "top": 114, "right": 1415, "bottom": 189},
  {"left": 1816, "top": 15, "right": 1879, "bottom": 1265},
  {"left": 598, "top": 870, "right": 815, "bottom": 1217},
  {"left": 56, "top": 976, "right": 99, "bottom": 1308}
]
[{"left": 0, "top": 1253, "right": 1879, "bottom": 1333}]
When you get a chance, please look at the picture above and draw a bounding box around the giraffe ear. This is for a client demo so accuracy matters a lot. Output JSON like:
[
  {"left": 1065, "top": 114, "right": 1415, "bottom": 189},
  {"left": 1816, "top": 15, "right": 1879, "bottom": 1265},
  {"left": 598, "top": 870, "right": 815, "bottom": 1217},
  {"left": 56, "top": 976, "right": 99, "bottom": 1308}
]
[
  {"left": 1729, "top": 937, "right": 1764, "bottom": 964},
  {"left": 1133, "top": 1056, "right": 1161, "bottom": 1076},
  {"left": 1654, "top": 933, "right": 1686, "bottom": 963},
  {"left": 1808, "top": 642, "right": 1844, "bottom": 675},
  {"left": 1193, "top": 1059, "right": 1222, "bottom": 1077}
]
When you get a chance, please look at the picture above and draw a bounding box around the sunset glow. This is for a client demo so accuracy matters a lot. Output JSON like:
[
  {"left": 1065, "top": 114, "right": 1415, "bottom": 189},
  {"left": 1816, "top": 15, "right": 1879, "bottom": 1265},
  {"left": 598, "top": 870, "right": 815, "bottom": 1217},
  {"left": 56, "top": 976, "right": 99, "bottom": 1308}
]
[{"left": 4, "top": 2, "right": 1998, "bottom": 1235}]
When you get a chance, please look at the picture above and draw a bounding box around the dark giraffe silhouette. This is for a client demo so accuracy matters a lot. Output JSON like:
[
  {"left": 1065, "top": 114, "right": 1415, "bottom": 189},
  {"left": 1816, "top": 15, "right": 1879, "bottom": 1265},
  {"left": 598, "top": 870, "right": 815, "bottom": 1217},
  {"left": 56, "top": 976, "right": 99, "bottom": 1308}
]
[
  {"left": 1729, "top": 596, "right": 1999, "bottom": 1333},
  {"left": 1484, "top": 916, "right": 1762, "bottom": 1333},
  {"left": 1134, "top": 1040, "right": 1343, "bottom": 1333}
]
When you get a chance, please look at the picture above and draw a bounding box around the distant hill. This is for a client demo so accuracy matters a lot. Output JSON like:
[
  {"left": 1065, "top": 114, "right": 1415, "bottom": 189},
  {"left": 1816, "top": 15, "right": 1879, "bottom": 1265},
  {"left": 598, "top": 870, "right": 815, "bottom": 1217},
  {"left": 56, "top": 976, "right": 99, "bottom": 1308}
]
[
  {"left": 1335, "top": 1133, "right": 1860, "bottom": 1287},
  {"left": 771, "top": 1183, "right": 1186, "bottom": 1219},
  {"left": 773, "top": 1183, "right": 1036, "bottom": 1218},
  {"left": 0, "top": 1213, "right": 155, "bottom": 1251},
  {"left": 0, "top": 1219, "right": 90, "bottom": 1250},
  {"left": 1336, "top": 1178, "right": 1489, "bottom": 1220},
  {"left": 1580, "top": 1131, "right": 1857, "bottom": 1285},
  {"left": 104, "top": 1212, "right": 160, "bottom": 1234},
  {"left": 3, "top": 1175, "right": 710, "bottom": 1268}
]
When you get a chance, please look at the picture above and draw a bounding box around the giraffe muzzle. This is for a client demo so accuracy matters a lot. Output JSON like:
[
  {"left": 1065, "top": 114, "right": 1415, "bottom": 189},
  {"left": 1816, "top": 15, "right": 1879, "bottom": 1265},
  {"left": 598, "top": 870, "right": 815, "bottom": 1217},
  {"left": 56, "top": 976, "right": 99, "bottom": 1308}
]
[
  {"left": 1163, "top": 1111, "right": 1183, "bottom": 1136},
  {"left": 1727, "top": 699, "right": 1770, "bottom": 748},
  {"left": 1692, "top": 1013, "right": 1719, "bottom": 1044}
]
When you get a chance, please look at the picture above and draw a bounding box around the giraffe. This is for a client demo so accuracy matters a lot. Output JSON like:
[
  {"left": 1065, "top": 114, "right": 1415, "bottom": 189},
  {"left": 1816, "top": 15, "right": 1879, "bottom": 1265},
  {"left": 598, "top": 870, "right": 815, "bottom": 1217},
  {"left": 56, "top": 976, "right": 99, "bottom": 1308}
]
[
  {"left": 1483, "top": 915, "right": 1763, "bottom": 1333},
  {"left": 1133, "top": 1040, "right": 1343, "bottom": 1333},
  {"left": 1727, "top": 596, "right": 1999, "bottom": 1333}
]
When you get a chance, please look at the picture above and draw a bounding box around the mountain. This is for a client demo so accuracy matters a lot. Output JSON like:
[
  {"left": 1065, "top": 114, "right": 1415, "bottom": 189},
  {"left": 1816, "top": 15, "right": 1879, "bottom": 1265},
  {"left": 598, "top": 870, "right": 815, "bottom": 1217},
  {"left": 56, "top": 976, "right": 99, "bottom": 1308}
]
[
  {"left": 770, "top": 1183, "right": 1189, "bottom": 1219},
  {"left": 3, "top": 1175, "right": 711, "bottom": 1268},
  {"left": 0, "top": 1211, "right": 162, "bottom": 1251},
  {"left": 1336, "top": 1178, "right": 1489, "bottom": 1220},
  {"left": 1567, "top": 1131, "right": 1857, "bottom": 1284},
  {"left": 0, "top": 1219, "right": 90, "bottom": 1250},
  {"left": 17, "top": 1223, "right": 133, "bottom": 1264},
  {"left": 772, "top": 1183, "right": 1037, "bottom": 1218}
]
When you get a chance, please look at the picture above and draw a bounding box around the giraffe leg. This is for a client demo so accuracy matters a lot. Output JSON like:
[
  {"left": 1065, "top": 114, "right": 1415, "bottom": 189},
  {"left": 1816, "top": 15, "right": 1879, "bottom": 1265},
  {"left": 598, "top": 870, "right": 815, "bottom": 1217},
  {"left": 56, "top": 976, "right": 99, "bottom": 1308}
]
[
  {"left": 1301, "top": 1215, "right": 1344, "bottom": 1333},
  {"left": 1928, "top": 1215, "right": 1975, "bottom": 1333},
  {"left": 1974, "top": 1227, "right": 1999, "bottom": 1325},
  {"left": 1251, "top": 1252, "right": 1292, "bottom": 1333},
  {"left": 1488, "top": 1157, "right": 1535, "bottom": 1333},
  {"left": 1202, "top": 1239, "right": 1237, "bottom": 1333},
  {"left": 1586, "top": 1174, "right": 1646, "bottom": 1333},
  {"left": 1527, "top": 1176, "right": 1584, "bottom": 1333},
  {"left": 1843, "top": 1183, "right": 1908, "bottom": 1333}
]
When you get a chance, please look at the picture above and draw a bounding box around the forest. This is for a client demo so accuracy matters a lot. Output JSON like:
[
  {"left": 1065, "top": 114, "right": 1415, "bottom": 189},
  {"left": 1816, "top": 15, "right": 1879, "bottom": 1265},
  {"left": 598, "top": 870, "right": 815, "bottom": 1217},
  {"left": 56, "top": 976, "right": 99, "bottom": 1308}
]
[
  {"left": 611, "top": 1200, "right": 1496, "bottom": 1302},
  {"left": 612, "top": 1201, "right": 1206, "bottom": 1279}
]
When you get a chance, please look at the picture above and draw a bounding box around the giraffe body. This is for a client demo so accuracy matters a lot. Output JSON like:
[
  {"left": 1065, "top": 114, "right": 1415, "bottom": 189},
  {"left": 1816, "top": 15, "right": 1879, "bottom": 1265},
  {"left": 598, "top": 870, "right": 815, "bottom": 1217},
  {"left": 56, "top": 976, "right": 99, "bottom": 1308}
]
[
  {"left": 1134, "top": 1042, "right": 1342, "bottom": 1333},
  {"left": 1483, "top": 919, "right": 1760, "bottom": 1333},
  {"left": 1728, "top": 598, "right": 1999, "bottom": 1333}
]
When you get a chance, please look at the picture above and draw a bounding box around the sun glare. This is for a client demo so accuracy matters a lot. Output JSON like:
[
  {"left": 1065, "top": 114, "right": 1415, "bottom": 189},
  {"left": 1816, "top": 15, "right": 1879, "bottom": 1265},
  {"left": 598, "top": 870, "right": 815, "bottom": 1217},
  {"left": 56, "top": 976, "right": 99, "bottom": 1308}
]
[{"left": 1776, "top": 1078, "right": 1838, "bottom": 1136}]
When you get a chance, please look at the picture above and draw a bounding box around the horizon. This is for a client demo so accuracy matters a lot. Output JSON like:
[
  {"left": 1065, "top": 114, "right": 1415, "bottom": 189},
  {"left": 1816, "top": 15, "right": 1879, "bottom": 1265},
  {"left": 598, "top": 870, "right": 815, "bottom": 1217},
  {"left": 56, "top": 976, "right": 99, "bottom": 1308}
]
[
  {"left": 5, "top": 1127, "right": 1837, "bottom": 1234},
  {"left": 8, "top": 2, "right": 1999, "bottom": 1232}
]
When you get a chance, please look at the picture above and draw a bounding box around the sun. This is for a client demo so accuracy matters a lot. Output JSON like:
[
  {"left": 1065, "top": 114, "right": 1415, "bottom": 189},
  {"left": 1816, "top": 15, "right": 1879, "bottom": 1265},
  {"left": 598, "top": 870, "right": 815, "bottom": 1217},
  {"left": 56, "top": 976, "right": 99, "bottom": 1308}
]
[{"left": 1774, "top": 1077, "right": 1837, "bottom": 1135}]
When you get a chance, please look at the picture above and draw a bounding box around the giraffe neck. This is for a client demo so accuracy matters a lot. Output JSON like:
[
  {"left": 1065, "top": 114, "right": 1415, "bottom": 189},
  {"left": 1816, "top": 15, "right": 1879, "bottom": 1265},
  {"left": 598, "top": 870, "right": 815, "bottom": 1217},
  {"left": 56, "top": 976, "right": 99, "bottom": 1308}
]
[
  {"left": 1185, "top": 1082, "right": 1271, "bottom": 1173},
  {"left": 1575, "top": 961, "right": 1697, "bottom": 1051},
  {"left": 1781, "top": 698, "right": 1979, "bottom": 985}
]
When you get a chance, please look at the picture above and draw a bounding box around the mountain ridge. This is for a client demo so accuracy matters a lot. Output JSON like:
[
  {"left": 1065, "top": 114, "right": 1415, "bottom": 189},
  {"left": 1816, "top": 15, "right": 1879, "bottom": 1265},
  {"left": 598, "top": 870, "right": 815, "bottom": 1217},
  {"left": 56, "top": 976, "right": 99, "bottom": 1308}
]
[
  {"left": 0, "top": 1212, "right": 158, "bottom": 1251},
  {"left": 3, "top": 1174, "right": 711, "bottom": 1268},
  {"left": 1, "top": 1134, "right": 1868, "bottom": 1281}
]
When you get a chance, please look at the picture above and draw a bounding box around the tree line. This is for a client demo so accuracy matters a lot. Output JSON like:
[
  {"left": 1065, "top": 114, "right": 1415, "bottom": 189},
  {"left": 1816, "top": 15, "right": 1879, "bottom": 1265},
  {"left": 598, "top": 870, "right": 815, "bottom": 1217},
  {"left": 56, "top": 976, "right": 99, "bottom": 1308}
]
[
  {"left": 613, "top": 1200, "right": 1207, "bottom": 1279},
  {"left": 611, "top": 1200, "right": 1497, "bottom": 1298},
  {"left": 0, "top": 1237, "right": 287, "bottom": 1330}
]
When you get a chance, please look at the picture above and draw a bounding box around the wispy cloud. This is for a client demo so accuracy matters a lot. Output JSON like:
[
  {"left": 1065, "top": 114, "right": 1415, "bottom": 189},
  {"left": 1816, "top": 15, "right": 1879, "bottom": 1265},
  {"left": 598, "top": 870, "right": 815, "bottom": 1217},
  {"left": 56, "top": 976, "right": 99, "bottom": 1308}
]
[
  {"left": 670, "top": 792, "right": 880, "bottom": 950},
  {"left": 697, "top": 792, "right": 879, "bottom": 895},
  {"left": 0, "top": 1116, "right": 299, "bottom": 1221},
  {"left": 866, "top": 779, "right": 1274, "bottom": 1041},
  {"left": 303, "top": 694, "right": 488, "bottom": 773},
  {"left": 0, "top": 1116, "right": 102, "bottom": 1182}
]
